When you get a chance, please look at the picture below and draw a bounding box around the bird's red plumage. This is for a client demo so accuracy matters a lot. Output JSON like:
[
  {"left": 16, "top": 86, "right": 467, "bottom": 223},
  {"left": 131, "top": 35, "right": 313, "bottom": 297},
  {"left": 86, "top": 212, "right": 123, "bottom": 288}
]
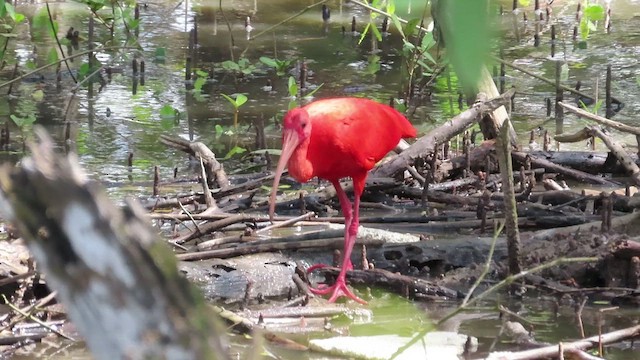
[
  {"left": 270, "top": 97, "right": 416, "bottom": 304},
  {"left": 287, "top": 97, "right": 416, "bottom": 186}
]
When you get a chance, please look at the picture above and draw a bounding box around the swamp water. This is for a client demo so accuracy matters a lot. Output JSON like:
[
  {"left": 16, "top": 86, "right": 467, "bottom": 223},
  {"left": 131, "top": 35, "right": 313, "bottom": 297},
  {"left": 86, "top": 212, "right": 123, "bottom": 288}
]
[{"left": 3, "top": 0, "right": 640, "bottom": 358}]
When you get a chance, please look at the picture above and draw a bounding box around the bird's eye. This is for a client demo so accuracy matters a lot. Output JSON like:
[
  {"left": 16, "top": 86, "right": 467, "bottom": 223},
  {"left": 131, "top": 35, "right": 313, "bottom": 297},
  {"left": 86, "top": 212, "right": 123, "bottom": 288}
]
[{"left": 301, "top": 122, "right": 307, "bottom": 129}]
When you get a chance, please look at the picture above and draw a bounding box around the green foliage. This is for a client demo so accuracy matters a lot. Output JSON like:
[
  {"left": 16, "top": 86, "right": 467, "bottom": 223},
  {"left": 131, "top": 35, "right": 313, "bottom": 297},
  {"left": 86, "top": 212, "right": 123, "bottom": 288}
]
[
  {"left": 154, "top": 47, "right": 166, "bottom": 63},
  {"left": 259, "top": 56, "right": 292, "bottom": 76},
  {"left": 2, "top": 3, "right": 25, "bottom": 24},
  {"left": 74, "top": 0, "right": 107, "bottom": 13},
  {"left": 433, "top": 0, "right": 490, "bottom": 92},
  {"left": 287, "top": 76, "right": 298, "bottom": 98},
  {"left": 365, "top": 55, "right": 381, "bottom": 75},
  {"left": 223, "top": 145, "right": 246, "bottom": 160},
  {"left": 221, "top": 93, "right": 248, "bottom": 110},
  {"left": 358, "top": 0, "right": 383, "bottom": 45},
  {"left": 31, "top": 7, "right": 56, "bottom": 41},
  {"left": 221, "top": 93, "right": 248, "bottom": 127},
  {"left": 159, "top": 104, "right": 179, "bottom": 119},
  {"left": 10, "top": 113, "right": 36, "bottom": 129},
  {"left": 221, "top": 58, "right": 256, "bottom": 76},
  {"left": 47, "top": 48, "right": 59, "bottom": 64},
  {"left": 579, "top": 99, "right": 603, "bottom": 115},
  {"left": 579, "top": 2, "right": 605, "bottom": 40}
]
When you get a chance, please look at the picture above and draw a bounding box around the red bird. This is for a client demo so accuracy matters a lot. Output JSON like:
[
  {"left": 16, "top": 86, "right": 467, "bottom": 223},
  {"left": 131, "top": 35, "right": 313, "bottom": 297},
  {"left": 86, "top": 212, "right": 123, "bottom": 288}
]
[{"left": 269, "top": 97, "right": 416, "bottom": 304}]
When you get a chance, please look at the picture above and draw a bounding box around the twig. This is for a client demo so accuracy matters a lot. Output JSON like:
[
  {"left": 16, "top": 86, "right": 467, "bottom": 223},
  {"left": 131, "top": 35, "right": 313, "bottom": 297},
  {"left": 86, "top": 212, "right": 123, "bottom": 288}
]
[
  {"left": 249, "top": 0, "right": 331, "bottom": 40},
  {"left": 462, "top": 222, "right": 504, "bottom": 305},
  {"left": 0, "top": 46, "right": 139, "bottom": 89},
  {"left": 491, "top": 55, "right": 622, "bottom": 105},
  {"left": 438, "top": 256, "right": 599, "bottom": 326},
  {"left": 558, "top": 101, "right": 640, "bottom": 136},
  {"left": 45, "top": 2, "right": 77, "bottom": 83},
  {"left": 256, "top": 212, "right": 315, "bottom": 234},
  {"left": 2, "top": 294, "right": 75, "bottom": 341},
  {"left": 349, "top": 0, "right": 430, "bottom": 33}
]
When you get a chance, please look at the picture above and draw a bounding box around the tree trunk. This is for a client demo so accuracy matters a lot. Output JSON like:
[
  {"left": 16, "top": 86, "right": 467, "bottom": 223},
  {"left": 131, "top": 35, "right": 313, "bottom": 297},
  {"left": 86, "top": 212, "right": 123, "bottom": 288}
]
[{"left": 0, "top": 128, "right": 228, "bottom": 360}]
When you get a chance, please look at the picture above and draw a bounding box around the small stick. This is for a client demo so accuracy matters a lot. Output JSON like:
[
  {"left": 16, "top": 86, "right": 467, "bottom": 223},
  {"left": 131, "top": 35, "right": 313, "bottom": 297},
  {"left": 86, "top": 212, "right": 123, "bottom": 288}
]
[
  {"left": 256, "top": 212, "right": 315, "bottom": 234},
  {"left": 153, "top": 166, "right": 159, "bottom": 196},
  {"left": 605, "top": 65, "right": 612, "bottom": 118},
  {"left": 250, "top": 0, "right": 330, "bottom": 40},
  {"left": 555, "top": 61, "right": 564, "bottom": 129}
]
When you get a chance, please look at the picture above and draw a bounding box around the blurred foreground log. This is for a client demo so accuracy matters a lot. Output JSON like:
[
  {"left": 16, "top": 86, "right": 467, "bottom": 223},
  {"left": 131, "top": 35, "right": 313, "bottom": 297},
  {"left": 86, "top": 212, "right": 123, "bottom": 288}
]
[{"left": 0, "top": 128, "right": 228, "bottom": 360}]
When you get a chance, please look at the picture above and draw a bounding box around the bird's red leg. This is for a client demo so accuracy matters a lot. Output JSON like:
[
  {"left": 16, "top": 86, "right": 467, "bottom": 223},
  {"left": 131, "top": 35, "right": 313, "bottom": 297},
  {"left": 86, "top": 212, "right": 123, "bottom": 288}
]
[{"left": 307, "top": 179, "right": 367, "bottom": 304}]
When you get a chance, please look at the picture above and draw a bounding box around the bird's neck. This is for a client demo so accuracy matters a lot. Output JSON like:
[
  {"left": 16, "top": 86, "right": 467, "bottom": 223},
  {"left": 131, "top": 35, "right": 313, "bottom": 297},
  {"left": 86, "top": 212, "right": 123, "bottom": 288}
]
[{"left": 288, "top": 138, "right": 313, "bottom": 183}]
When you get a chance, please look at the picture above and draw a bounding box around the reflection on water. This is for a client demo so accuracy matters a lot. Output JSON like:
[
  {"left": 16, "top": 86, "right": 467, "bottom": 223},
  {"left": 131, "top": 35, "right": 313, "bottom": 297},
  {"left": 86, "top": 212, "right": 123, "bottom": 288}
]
[{"left": 3, "top": 0, "right": 640, "bottom": 199}]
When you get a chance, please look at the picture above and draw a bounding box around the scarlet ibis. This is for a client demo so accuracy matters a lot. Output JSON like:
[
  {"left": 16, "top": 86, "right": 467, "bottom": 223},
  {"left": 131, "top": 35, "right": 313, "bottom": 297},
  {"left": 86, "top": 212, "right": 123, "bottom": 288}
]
[{"left": 268, "top": 97, "right": 416, "bottom": 303}]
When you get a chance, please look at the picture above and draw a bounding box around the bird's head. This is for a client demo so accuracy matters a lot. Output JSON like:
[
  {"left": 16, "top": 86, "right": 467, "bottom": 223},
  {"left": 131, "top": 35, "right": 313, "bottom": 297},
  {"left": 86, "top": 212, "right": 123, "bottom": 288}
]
[
  {"left": 268, "top": 108, "right": 312, "bottom": 222},
  {"left": 282, "top": 107, "right": 312, "bottom": 142}
]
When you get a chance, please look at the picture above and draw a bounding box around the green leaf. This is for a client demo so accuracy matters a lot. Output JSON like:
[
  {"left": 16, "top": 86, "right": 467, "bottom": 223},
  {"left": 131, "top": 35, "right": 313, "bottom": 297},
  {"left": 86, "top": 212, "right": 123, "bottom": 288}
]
[
  {"left": 10, "top": 113, "right": 36, "bottom": 127},
  {"left": 365, "top": 54, "right": 381, "bottom": 75},
  {"left": 421, "top": 32, "right": 436, "bottom": 51},
  {"left": 580, "top": 18, "right": 590, "bottom": 40},
  {"left": 304, "top": 83, "right": 324, "bottom": 99},
  {"left": 47, "top": 48, "right": 58, "bottom": 64},
  {"left": 155, "top": 47, "right": 166, "bottom": 62},
  {"left": 288, "top": 100, "right": 298, "bottom": 110},
  {"left": 13, "top": 12, "right": 25, "bottom": 24},
  {"left": 358, "top": 22, "right": 370, "bottom": 45},
  {"left": 222, "top": 60, "right": 239, "bottom": 71},
  {"left": 585, "top": 4, "right": 605, "bottom": 21},
  {"left": 193, "top": 77, "right": 206, "bottom": 92},
  {"left": 403, "top": 18, "right": 421, "bottom": 38},
  {"left": 288, "top": 76, "right": 298, "bottom": 97},
  {"left": 31, "top": 7, "right": 48, "bottom": 31},
  {"left": 214, "top": 124, "right": 223, "bottom": 134},
  {"left": 390, "top": 14, "right": 405, "bottom": 39},
  {"left": 195, "top": 69, "right": 208, "bottom": 78},
  {"left": 518, "top": 0, "right": 531, "bottom": 6},
  {"left": 78, "top": 63, "right": 90, "bottom": 77},
  {"left": 32, "top": 89, "right": 44, "bottom": 102},
  {"left": 370, "top": 22, "right": 383, "bottom": 42},
  {"left": 159, "top": 104, "right": 177, "bottom": 119},
  {"left": 259, "top": 56, "right": 277, "bottom": 67},
  {"left": 433, "top": 0, "right": 490, "bottom": 91},
  {"left": 220, "top": 93, "right": 236, "bottom": 107},
  {"left": 386, "top": 1, "right": 395, "bottom": 15},
  {"left": 235, "top": 93, "right": 248, "bottom": 107},
  {"left": 224, "top": 145, "right": 246, "bottom": 160}
]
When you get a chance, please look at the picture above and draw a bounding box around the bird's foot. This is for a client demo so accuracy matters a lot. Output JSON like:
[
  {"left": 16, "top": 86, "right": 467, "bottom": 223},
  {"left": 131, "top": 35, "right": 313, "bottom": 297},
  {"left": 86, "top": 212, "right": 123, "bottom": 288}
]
[{"left": 306, "top": 264, "right": 366, "bottom": 304}]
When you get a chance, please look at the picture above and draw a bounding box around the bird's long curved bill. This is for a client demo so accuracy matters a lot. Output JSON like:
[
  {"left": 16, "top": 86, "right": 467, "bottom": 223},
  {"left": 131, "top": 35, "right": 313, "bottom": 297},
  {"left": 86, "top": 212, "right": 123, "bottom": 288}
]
[{"left": 269, "top": 130, "right": 299, "bottom": 222}]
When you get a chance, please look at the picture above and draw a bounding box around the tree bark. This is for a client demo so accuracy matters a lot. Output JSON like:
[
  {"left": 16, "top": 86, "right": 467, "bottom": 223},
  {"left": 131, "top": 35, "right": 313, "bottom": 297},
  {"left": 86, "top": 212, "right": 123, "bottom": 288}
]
[
  {"left": 0, "top": 128, "right": 228, "bottom": 360},
  {"left": 496, "top": 119, "right": 522, "bottom": 275}
]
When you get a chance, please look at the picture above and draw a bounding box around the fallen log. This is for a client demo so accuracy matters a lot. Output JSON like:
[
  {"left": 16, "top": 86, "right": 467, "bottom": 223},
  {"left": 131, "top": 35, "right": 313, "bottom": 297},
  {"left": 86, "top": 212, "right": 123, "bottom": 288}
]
[
  {"left": 556, "top": 126, "right": 640, "bottom": 186},
  {"left": 512, "top": 151, "right": 619, "bottom": 186},
  {"left": 372, "top": 90, "right": 515, "bottom": 178}
]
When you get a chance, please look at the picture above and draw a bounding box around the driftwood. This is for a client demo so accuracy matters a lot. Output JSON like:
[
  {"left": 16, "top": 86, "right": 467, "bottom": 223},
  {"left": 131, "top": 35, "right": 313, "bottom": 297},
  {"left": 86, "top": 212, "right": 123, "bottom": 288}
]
[
  {"left": 486, "top": 324, "right": 640, "bottom": 360},
  {"left": 0, "top": 129, "right": 228, "bottom": 360},
  {"left": 556, "top": 126, "right": 640, "bottom": 186},
  {"left": 558, "top": 101, "right": 640, "bottom": 136},
  {"left": 511, "top": 151, "right": 618, "bottom": 186},
  {"left": 371, "top": 90, "right": 515, "bottom": 178},
  {"left": 160, "top": 135, "right": 230, "bottom": 189}
]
